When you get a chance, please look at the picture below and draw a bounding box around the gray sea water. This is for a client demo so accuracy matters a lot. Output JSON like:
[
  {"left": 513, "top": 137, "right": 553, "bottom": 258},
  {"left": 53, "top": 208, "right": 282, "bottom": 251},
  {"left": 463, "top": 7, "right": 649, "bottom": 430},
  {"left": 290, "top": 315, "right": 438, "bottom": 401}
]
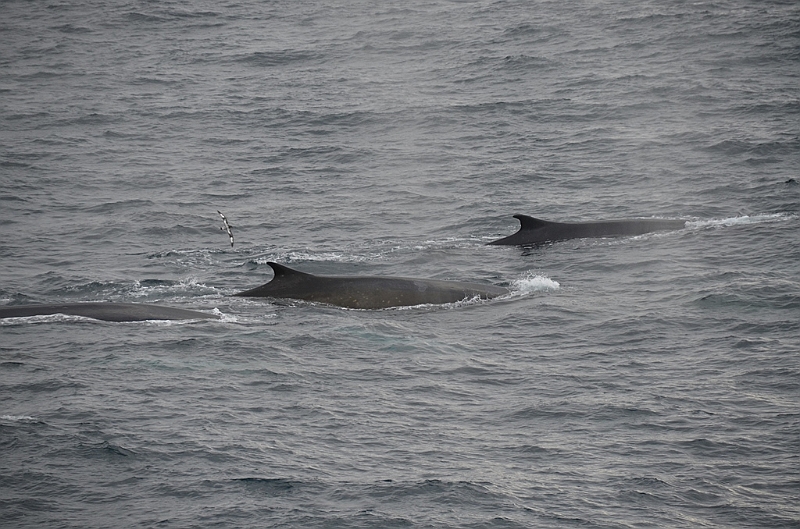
[{"left": 2, "top": 1, "right": 799, "bottom": 527}]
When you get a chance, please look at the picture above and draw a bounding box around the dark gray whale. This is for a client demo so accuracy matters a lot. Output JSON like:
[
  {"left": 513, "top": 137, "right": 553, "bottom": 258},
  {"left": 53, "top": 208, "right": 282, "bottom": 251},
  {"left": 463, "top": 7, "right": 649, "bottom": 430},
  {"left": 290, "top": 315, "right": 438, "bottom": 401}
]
[
  {"left": 235, "top": 262, "right": 508, "bottom": 309},
  {"left": 488, "top": 214, "right": 687, "bottom": 246},
  {"left": 1, "top": 264, "right": 508, "bottom": 320},
  {"left": 0, "top": 302, "right": 219, "bottom": 322}
]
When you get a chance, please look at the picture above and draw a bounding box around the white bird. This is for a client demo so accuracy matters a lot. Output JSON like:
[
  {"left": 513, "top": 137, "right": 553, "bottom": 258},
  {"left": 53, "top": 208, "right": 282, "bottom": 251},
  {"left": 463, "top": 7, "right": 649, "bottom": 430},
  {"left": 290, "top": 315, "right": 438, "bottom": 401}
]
[{"left": 218, "top": 210, "right": 234, "bottom": 247}]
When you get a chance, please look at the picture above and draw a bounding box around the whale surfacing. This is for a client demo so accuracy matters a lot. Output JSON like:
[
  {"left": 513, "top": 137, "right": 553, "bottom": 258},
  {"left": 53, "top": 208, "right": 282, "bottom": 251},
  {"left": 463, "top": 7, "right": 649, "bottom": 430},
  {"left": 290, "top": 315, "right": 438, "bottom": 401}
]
[
  {"left": 0, "top": 302, "right": 219, "bottom": 322},
  {"left": 488, "top": 214, "right": 686, "bottom": 246},
  {"left": 235, "top": 262, "right": 508, "bottom": 309}
]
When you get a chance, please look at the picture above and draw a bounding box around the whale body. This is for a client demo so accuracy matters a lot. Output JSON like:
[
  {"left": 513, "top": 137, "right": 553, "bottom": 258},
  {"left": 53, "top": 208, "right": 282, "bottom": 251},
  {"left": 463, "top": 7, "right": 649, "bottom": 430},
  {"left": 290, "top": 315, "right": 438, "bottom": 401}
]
[
  {"left": 1, "top": 263, "right": 508, "bottom": 320},
  {"left": 0, "top": 302, "right": 219, "bottom": 322},
  {"left": 488, "top": 214, "right": 686, "bottom": 246},
  {"left": 235, "top": 262, "right": 508, "bottom": 309}
]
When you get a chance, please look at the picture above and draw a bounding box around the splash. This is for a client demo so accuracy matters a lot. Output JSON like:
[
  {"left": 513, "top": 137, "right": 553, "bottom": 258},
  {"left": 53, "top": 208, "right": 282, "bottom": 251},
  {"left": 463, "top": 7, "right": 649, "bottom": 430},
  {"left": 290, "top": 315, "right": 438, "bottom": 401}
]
[{"left": 511, "top": 271, "right": 561, "bottom": 293}]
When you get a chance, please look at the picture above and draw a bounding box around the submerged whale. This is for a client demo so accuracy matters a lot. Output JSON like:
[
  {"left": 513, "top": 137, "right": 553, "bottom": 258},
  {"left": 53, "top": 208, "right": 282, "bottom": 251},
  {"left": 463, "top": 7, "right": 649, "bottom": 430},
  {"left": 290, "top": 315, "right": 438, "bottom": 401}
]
[
  {"left": 0, "top": 302, "right": 219, "bottom": 322},
  {"left": 235, "top": 262, "right": 508, "bottom": 309},
  {"left": 488, "top": 214, "right": 686, "bottom": 246}
]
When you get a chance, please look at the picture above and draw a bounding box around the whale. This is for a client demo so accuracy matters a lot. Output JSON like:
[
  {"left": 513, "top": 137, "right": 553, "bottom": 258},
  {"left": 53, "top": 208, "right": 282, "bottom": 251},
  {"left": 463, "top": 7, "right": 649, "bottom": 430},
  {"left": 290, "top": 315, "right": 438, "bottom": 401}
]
[
  {"left": 1, "top": 263, "right": 508, "bottom": 320},
  {"left": 0, "top": 302, "right": 219, "bottom": 322},
  {"left": 488, "top": 214, "right": 687, "bottom": 246},
  {"left": 234, "top": 262, "right": 509, "bottom": 309}
]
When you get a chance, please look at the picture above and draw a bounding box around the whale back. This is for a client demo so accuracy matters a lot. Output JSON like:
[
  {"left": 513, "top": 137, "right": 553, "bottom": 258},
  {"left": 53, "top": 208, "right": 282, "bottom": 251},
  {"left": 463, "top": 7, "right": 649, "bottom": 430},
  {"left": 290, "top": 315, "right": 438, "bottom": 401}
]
[
  {"left": 235, "top": 262, "right": 507, "bottom": 309},
  {"left": 488, "top": 214, "right": 686, "bottom": 246},
  {"left": 0, "top": 302, "right": 218, "bottom": 322}
]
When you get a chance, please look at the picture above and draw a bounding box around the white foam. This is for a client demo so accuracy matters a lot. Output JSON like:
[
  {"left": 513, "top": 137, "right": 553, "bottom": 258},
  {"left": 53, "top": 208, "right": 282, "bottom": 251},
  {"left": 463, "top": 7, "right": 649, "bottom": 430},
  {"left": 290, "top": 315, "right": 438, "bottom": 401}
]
[
  {"left": 686, "top": 213, "right": 792, "bottom": 229},
  {"left": 254, "top": 251, "right": 376, "bottom": 264},
  {"left": 0, "top": 313, "right": 97, "bottom": 325},
  {"left": 511, "top": 272, "right": 561, "bottom": 294},
  {"left": 1, "top": 415, "right": 38, "bottom": 422},
  {"left": 212, "top": 307, "right": 264, "bottom": 324},
  {"left": 126, "top": 277, "right": 220, "bottom": 299}
]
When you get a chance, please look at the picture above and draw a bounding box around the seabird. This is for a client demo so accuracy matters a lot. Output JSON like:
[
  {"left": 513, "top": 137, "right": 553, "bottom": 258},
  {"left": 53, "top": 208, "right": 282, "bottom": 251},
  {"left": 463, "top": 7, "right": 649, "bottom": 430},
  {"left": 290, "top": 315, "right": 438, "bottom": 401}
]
[{"left": 218, "top": 210, "right": 234, "bottom": 247}]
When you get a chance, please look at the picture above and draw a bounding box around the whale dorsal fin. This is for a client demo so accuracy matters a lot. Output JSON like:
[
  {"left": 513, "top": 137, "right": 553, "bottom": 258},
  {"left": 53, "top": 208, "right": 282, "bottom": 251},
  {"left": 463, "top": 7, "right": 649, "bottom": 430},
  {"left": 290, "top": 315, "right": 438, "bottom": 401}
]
[
  {"left": 267, "top": 262, "right": 314, "bottom": 279},
  {"left": 514, "top": 214, "right": 553, "bottom": 230}
]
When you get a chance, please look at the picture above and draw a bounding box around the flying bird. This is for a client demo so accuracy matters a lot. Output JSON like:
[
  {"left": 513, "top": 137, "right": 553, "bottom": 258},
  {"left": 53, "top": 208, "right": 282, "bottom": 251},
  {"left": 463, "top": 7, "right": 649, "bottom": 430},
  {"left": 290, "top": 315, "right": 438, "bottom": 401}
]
[{"left": 218, "top": 210, "right": 234, "bottom": 247}]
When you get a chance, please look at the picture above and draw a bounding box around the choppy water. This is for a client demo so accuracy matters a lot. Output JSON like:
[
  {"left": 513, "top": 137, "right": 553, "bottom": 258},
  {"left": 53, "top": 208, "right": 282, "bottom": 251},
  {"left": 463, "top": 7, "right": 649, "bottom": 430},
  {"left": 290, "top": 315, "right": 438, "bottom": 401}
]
[{"left": 2, "top": 1, "right": 799, "bottom": 527}]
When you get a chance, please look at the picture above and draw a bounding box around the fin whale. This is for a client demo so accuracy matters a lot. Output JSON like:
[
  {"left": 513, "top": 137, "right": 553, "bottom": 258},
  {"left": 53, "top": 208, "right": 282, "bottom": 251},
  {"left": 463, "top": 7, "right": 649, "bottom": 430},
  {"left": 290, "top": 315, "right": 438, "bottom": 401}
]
[
  {"left": 488, "top": 214, "right": 687, "bottom": 246},
  {"left": 0, "top": 302, "right": 219, "bottom": 322},
  {"left": 235, "top": 262, "right": 508, "bottom": 309},
  {"left": 1, "top": 263, "right": 509, "bottom": 320}
]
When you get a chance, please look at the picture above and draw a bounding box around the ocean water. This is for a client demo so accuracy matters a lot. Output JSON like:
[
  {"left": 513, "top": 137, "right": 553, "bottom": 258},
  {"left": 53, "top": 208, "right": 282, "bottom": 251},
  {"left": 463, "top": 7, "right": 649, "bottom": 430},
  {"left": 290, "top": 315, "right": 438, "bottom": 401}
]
[{"left": 1, "top": 0, "right": 799, "bottom": 527}]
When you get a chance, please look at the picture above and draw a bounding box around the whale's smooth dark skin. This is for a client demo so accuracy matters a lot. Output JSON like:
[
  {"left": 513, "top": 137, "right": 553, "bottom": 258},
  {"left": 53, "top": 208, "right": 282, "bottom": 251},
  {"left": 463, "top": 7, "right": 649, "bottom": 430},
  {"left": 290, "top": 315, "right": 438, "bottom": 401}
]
[
  {"left": 488, "top": 214, "right": 687, "bottom": 246},
  {"left": 0, "top": 302, "right": 219, "bottom": 322},
  {"left": 235, "top": 262, "right": 508, "bottom": 309}
]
